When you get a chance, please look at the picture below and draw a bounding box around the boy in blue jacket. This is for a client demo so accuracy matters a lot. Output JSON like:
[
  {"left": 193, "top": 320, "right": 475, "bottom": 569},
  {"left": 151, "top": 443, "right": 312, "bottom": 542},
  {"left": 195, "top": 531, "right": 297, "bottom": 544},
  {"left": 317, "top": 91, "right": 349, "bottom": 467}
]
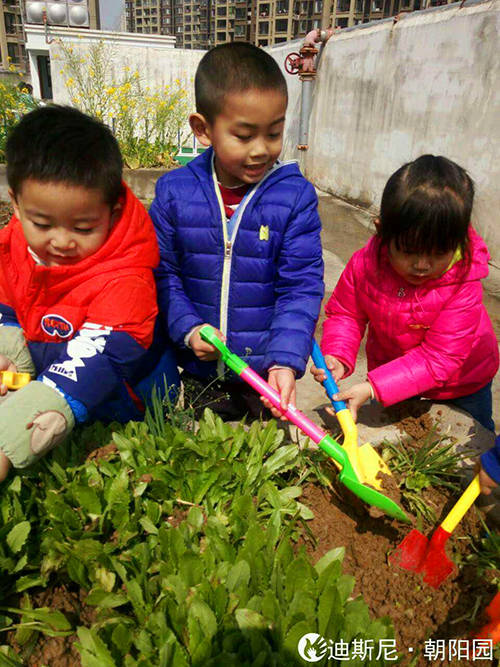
[{"left": 150, "top": 42, "right": 324, "bottom": 419}]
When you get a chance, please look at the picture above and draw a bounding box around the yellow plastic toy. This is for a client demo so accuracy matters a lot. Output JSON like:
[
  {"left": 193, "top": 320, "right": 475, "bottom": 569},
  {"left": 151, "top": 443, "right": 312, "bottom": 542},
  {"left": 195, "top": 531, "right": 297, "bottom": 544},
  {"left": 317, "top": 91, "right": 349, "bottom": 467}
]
[{"left": 0, "top": 371, "right": 31, "bottom": 390}]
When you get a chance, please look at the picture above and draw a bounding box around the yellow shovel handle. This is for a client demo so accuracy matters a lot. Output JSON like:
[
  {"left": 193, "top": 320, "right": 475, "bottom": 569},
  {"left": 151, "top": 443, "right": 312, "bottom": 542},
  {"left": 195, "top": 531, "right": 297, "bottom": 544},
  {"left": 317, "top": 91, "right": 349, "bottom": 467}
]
[{"left": 441, "top": 475, "right": 480, "bottom": 534}]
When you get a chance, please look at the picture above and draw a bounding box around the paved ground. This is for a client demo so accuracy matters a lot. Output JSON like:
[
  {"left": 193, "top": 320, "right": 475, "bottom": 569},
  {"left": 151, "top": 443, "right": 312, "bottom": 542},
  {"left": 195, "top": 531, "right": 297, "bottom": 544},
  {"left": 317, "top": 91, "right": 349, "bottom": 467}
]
[{"left": 294, "top": 192, "right": 500, "bottom": 521}]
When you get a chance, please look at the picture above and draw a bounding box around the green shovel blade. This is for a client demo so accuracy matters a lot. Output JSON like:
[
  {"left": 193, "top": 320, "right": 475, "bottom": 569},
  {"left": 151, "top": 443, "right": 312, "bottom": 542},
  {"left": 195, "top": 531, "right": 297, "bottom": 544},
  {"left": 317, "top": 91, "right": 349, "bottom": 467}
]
[{"left": 320, "top": 435, "right": 409, "bottom": 523}]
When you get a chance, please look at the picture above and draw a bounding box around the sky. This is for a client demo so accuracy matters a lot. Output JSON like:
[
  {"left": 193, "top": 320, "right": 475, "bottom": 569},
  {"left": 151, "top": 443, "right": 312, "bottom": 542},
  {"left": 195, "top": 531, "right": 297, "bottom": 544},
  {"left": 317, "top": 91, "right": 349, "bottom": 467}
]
[{"left": 99, "top": 0, "right": 125, "bottom": 31}]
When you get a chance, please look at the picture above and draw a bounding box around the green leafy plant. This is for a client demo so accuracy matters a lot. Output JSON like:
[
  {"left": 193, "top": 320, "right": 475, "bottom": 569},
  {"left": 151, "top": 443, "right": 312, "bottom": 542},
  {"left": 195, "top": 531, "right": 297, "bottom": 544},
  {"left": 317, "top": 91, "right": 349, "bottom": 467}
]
[
  {"left": 466, "top": 515, "right": 500, "bottom": 585},
  {"left": 382, "top": 428, "right": 466, "bottom": 523},
  {"left": 0, "top": 407, "right": 394, "bottom": 664}
]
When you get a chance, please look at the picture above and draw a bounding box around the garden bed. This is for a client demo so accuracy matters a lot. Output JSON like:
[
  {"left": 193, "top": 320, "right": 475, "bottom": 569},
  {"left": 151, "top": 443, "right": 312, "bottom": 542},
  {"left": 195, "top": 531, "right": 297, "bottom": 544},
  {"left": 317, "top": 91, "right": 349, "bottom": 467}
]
[{"left": 0, "top": 405, "right": 498, "bottom": 665}]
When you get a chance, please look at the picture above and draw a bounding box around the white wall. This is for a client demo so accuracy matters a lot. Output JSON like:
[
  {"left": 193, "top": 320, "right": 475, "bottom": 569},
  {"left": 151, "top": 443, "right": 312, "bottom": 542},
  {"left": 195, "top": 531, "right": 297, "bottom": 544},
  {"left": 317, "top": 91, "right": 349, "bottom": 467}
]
[
  {"left": 47, "top": 33, "right": 203, "bottom": 113},
  {"left": 276, "top": 1, "right": 500, "bottom": 282}
]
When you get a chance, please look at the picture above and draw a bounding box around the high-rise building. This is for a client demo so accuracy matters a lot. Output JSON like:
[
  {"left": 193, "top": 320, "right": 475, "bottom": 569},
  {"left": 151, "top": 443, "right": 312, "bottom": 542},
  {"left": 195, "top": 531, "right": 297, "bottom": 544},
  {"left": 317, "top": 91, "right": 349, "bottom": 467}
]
[
  {"left": 0, "top": 0, "right": 27, "bottom": 72},
  {"left": 124, "top": 0, "right": 456, "bottom": 49},
  {"left": 323, "top": 0, "right": 454, "bottom": 29}
]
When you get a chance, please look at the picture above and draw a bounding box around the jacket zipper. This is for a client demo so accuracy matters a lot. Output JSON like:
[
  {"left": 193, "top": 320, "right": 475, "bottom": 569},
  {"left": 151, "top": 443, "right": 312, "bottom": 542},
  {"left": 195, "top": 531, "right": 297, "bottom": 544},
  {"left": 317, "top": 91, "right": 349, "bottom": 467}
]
[{"left": 210, "top": 155, "right": 293, "bottom": 375}]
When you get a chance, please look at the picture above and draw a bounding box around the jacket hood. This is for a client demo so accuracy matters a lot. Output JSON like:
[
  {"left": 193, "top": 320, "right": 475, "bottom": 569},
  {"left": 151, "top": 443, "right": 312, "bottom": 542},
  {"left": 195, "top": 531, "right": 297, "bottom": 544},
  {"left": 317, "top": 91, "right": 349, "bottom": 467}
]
[
  {"left": 0, "top": 183, "right": 159, "bottom": 295},
  {"left": 371, "top": 226, "right": 490, "bottom": 288}
]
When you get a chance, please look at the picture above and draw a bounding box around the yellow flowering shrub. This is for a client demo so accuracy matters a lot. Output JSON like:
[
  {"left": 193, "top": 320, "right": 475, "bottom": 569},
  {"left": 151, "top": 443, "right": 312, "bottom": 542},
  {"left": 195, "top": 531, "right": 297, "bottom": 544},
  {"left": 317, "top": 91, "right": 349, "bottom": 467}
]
[
  {"left": 0, "top": 79, "right": 38, "bottom": 162},
  {"left": 58, "top": 40, "right": 189, "bottom": 169}
]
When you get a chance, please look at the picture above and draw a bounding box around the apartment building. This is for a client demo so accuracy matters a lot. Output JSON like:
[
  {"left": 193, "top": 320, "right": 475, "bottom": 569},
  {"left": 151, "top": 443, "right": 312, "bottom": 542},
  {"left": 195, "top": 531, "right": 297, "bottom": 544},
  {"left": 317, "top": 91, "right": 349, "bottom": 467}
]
[
  {"left": 323, "top": 0, "right": 455, "bottom": 29},
  {"left": 125, "top": 0, "right": 325, "bottom": 47},
  {"left": 0, "top": 0, "right": 26, "bottom": 72},
  {"left": 124, "top": 0, "right": 456, "bottom": 48}
]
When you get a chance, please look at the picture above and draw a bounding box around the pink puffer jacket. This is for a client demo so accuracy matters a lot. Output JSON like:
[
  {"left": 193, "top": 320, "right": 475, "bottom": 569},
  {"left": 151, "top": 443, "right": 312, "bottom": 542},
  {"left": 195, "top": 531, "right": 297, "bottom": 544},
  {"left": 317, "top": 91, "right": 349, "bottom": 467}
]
[{"left": 321, "top": 228, "right": 499, "bottom": 406}]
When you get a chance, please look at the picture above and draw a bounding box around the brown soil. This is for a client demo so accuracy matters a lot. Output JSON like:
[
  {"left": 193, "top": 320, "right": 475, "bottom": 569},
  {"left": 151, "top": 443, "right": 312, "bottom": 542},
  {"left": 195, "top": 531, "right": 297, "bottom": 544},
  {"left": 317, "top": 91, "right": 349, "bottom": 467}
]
[
  {"left": 85, "top": 441, "right": 118, "bottom": 461},
  {"left": 0, "top": 200, "right": 12, "bottom": 229},
  {"left": 8, "top": 585, "right": 97, "bottom": 666},
  {"left": 301, "top": 401, "right": 500, "bottom": 667}
]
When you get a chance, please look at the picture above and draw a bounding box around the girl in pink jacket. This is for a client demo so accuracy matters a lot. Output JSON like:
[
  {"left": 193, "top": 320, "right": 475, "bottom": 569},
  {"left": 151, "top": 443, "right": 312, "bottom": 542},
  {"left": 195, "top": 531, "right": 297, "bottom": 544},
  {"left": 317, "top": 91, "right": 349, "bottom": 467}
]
[{"left": 313, "top": 155, "right": 498, "bottom": 434}]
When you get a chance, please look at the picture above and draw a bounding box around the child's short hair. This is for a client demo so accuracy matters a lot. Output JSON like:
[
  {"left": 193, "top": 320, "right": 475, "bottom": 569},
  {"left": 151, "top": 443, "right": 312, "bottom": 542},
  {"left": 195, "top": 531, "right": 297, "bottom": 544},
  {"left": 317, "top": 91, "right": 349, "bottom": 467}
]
[
  {"left": 195, "top": 42, "right": 288, "bottom": 123},
  {"left": 378, "top": 154, "right": 474, "bottom": 256},
  {"left": 7, "top": 105, "right": 123, "bottom": 206}
]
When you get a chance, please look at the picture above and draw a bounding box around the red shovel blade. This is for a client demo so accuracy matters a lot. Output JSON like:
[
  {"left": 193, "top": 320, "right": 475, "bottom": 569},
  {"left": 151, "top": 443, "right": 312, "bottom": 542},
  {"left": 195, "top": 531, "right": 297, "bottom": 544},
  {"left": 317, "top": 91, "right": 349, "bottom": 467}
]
[
  {"left": 389, "top": 528, "right": 429, "bottom": 571},
  {"left": 418, "top": 526, "right": 455, "bottom": 589}
]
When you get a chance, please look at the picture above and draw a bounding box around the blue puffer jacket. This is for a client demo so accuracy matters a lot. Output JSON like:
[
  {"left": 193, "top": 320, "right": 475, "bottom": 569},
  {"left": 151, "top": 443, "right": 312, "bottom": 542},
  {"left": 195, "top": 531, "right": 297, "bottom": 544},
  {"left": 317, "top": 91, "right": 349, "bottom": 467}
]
[{"left": 150, "top": 147, "right": 324, "bottom": 379}]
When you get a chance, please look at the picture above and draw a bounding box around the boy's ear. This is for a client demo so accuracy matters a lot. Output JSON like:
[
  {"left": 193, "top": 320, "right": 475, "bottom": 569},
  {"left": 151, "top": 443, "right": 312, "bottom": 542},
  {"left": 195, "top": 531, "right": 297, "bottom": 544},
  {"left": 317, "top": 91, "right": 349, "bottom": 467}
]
[
  {"left": 189, "top": 113, "right": 212, "bottom": 147},
  {"left": 8, "top": 189, "right": 20, "bottom": 219},
  {"left": 110, "top": 200, "right": 123, "bottom": 227},
  {"left": 373, "top": 217, "right": 381, "bottom": 230}
]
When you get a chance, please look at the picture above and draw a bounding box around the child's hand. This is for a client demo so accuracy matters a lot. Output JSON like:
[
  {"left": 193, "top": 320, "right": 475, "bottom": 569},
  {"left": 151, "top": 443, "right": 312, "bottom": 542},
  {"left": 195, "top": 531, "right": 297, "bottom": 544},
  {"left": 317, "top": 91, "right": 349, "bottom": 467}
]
[
  {"left": 310, "top": 355, "right": 345, "bottom": 383},
  {"left": 332, "top": 381, "right": 373, "bottom": 421},
  {"left": 0, "top": 450, "right": 11, "bottom": 482},
  {"left": 478, "top": 465, "right": 498, "bottom": 496},
  {"left": 189, "top": 325, "right": 226, "bottom": 361},
  {"left": 0, "top": 354, "right": 17, "bottom": 396},
  {"left": 263, "top": 368, "right": 296, "bottom": 420}
]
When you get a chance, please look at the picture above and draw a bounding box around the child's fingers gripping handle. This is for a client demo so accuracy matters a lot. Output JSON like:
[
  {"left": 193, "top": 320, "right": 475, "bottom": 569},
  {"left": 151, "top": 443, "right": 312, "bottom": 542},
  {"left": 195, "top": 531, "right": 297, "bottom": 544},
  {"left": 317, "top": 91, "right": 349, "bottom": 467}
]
[{"left": 311, "top": 341, "right": 347, "bottom": 412}]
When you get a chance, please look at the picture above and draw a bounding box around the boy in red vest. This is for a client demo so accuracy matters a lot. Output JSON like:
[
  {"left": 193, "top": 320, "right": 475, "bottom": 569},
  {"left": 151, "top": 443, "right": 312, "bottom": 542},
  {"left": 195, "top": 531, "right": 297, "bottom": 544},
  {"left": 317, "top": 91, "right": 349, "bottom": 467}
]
[{"left": 0, "top": 105, "right": 178, "bottom": 480}]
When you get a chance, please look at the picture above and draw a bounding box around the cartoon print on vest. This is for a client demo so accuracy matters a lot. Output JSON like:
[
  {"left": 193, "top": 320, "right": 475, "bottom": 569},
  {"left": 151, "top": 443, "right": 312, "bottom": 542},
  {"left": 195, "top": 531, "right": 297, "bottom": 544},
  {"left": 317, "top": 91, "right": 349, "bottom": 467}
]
[{"left": 27, "top": 411, "right": 68, "bottom": 455}]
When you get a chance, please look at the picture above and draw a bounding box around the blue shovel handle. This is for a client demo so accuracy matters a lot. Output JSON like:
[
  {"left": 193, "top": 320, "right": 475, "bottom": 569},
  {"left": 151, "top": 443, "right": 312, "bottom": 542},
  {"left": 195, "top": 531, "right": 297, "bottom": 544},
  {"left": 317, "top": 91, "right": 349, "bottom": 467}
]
[{"left": 311, "top": 340, "right": 346, "bottom": 413}]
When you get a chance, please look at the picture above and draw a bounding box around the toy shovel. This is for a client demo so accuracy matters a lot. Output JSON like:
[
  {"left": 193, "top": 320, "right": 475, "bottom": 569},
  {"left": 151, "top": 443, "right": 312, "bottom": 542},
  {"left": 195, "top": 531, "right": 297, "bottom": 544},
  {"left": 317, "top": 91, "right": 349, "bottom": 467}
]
[
  {"left": 311, "top": 341, "right": 391, "bottom": 491},
  {"left": 390, "top": 474, "right": 480, "bottom": 588},
  {"left": 199, "top": 326, "right": 409, "bottom": 523}
]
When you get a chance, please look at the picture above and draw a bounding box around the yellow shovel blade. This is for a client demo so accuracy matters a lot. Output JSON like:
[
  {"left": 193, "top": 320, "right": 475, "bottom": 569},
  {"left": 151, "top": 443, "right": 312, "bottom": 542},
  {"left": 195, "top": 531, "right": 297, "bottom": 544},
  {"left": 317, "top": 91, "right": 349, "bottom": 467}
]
[{"left": 336, "top": 409, "right": 391, "bottom": 490}]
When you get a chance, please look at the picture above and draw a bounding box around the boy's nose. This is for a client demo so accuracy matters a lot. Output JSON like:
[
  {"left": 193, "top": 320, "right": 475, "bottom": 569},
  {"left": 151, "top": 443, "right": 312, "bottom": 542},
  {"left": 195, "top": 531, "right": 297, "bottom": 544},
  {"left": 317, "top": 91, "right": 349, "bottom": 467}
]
[
  {"left": 249, "top": 137, "right": 268, "bottom": 158},
  {"left": 51, "top": 231, "right": 76, "bottom": 251}
]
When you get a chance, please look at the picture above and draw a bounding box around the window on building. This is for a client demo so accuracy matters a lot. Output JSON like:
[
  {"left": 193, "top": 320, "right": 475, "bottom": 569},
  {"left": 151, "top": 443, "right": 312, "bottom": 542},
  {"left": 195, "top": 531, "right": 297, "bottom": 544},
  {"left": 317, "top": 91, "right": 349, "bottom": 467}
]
[
  {"left": 217, "top": 19, "right": 226, "bottom": 27},
  {"left": 336, "top": 17, "right": 349, "bottom": 26},
  {"left": 7, "top": 43, "right": 19, "bottom": 64},
  {"left": 275, "top": 36, "right": 287, "bottom": 43},
  {"left": 372, "top": 0, "right": 383, "bottom": 9},
  {"left": 314, "top": 0, "right": 322, "bottom": 12},
  {"left": 337, "top": 0, "right": 350, "bottom": 11},
  {"left": 258, "top": 39, "right": 269, "bottom": 46},
  {"left": 276, "top": 0, "right": 289, "bottom": 13},
  {"left": 235, "top": 7, "right": 246, "bottom": 18},
  {"left": 275, "top": 18, "right": 288, "bottom": 31},
  {"left": 259, "top": 3, "right": 270, "bottom": 17},
  {"left": 313, "top": 18, "right": 320, "bottom": 28},
  {"left": 234, "top": 24, "right": 245, "bottom": 36},
  {"left": 217, "top": 31, "right": 226, "bottom": 40},
  {"left": 4, "top": 12, "right": 16, "bottom": 35},
  {"left": 217, "top": 6, "right": 227, "bottom": 15},
  {"left": 259, "top": 21, "right": 269, "bottom": 34}
]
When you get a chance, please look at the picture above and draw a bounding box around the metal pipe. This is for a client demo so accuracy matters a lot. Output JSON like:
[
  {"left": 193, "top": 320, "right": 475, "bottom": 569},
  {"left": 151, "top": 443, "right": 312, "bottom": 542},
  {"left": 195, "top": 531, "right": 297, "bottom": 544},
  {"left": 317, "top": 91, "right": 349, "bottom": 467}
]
[{"left": 298, "top": 77, "right": 314, "bottom": 150}]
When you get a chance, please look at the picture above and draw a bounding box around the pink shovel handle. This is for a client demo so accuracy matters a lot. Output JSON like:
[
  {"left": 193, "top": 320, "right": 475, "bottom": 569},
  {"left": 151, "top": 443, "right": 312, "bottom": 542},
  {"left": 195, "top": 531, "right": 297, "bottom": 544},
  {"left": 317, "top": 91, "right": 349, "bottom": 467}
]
[{"left": 240, "top": 367, "right": 326, "bottom": 443}]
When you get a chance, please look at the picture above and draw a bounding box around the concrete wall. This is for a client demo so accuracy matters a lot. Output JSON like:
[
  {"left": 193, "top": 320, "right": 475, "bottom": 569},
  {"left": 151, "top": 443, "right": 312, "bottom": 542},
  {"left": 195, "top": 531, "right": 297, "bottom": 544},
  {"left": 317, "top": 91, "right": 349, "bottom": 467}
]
[
  {"left": 276, "top": 1, "right": 500, "bottom": 286},
  {"left": 48, "top": 38, "right": 203, "bottom": 115}
]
